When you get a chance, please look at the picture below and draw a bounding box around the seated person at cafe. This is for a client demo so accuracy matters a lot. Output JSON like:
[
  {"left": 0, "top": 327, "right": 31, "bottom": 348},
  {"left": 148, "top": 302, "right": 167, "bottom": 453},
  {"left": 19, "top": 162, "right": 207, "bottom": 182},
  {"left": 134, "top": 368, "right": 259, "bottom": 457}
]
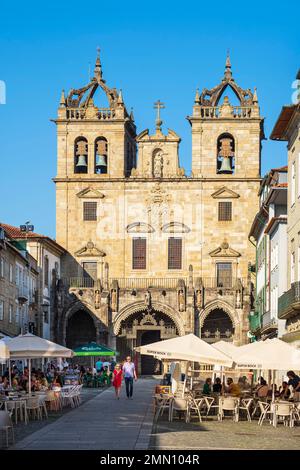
[
  {"left": 0, "top": 376, "right": 9, "bottom": 391},
  {"left": 287, "top": 371, "right": 300, "bottom": 402},
  {"left": 213, "top": 377, "right": 223, "bottom": 394},
  {"left": 203, "top": 378, "right": 212, "bottom": 395},
  {"left": 102, "top": 366, "right": 112, "bottom": 385},
  {"left": 278, "top": 381, "right": 291, "bottom": 400},
  {"left": 225, "top": 377, "right": 241, "bottom": 397},
  {"left": 255, "top": 378, "right": 269, "bottom": 398}
]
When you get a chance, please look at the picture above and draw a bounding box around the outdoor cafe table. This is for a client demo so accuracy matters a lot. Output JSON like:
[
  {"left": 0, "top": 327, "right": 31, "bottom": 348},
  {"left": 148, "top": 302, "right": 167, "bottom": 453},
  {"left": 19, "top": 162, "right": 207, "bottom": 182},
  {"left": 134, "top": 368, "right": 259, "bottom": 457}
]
[{"left": 0, "top": 396, "right": 28, "bottom": 424}]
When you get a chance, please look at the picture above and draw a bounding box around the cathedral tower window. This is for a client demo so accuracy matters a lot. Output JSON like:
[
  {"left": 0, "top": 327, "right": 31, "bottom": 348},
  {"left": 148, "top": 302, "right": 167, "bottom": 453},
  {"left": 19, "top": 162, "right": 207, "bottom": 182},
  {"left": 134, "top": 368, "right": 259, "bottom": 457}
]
[
  {"left": 216, "top": 262, "right": 232, "bottom": 288},
  {"left": 218, "top": 201, "right": 232, "bottom": 221},
  {"left": 74, "top": 137, "right": 88, "bottom": 174},
  {"left": 95, "top": 137, "right": 108, "bottom": 174},
  {"left": 83, "top": 202, "right": 97, "bottom": 221},
  {"left": 132, "top": 238, "right": 146, "bottom": 269},
  {"left": 168, "top": 238, "right": 182, "bottom": 270},
  {"left": 217, "top": 133, "right": 235, "bottom": 174}
]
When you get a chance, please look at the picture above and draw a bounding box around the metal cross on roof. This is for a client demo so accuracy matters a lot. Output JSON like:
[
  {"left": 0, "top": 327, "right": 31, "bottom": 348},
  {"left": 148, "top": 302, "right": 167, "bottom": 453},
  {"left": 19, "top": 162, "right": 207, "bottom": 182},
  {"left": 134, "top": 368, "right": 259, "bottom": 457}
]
[{"left": 154, "top": 100, "right": 165, "bottom": 131}]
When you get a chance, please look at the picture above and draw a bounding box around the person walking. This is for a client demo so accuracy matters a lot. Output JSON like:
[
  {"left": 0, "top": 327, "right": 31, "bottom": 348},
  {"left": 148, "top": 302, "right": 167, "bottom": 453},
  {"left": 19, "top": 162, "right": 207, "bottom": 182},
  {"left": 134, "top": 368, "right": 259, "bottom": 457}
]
[
  {"left": 112, "top": 363, "right": 123, "bottom": 399},
  {"left": 122, "top": 356, "right": 137, "bottom": 399}
]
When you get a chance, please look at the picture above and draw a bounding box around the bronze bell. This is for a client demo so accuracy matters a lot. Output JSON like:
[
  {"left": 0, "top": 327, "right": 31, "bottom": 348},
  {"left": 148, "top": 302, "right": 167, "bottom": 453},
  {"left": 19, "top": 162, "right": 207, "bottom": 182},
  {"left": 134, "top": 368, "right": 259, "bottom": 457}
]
[
  {"left": 218, "top": 156, "right": 232, "bottom": 174},
  {"left": 76, "top": 155, "right": 87, "bottom": 167},
  {"left": 95, "top": 154, "right": 107, "bottom": 168}
]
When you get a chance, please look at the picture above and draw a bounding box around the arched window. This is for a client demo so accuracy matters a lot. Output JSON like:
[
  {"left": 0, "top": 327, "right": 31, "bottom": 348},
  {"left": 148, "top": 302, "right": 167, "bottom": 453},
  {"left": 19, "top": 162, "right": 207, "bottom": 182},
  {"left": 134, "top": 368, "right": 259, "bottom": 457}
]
[
  {"left": 216, "top": 133, "right": 235, "bottom": 174},
  {"left": 74, "top": 137, "right": 88, "bottom": 174},
  {"left": 95, "top": 137, "right": 108, "bottom": 174}
]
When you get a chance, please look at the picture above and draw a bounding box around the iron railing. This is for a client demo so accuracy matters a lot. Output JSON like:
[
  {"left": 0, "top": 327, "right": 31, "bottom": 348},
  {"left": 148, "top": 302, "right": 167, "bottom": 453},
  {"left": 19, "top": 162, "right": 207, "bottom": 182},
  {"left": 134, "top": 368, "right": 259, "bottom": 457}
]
[
  {"left": 68, "top": 277, "right": 95, "bottom": 288},
  {"left": 109, "top": 278, "right": 187, "bottom": 289},
  {"left": 278, "top": 281, "right": 300, "bottom": 319}
]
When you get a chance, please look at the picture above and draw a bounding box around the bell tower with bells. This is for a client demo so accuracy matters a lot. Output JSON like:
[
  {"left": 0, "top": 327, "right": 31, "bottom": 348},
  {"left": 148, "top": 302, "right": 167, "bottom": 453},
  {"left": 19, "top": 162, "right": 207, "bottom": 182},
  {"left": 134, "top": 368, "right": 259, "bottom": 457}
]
[
  {"left": 188, "top": 54, "right": 264, "bottom": 179},
  {"left": 54, "top": 48, "right": 136, "bottom": 181},
  {"left": 54, "top": 49, "right": 136, "bottom": 248}
]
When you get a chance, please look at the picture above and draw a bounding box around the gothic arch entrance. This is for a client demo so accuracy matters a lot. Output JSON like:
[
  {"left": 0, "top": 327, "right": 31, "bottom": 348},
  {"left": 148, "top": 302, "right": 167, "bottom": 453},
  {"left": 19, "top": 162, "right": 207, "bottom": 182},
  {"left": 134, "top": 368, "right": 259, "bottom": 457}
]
[
  {"left": 200, "top": 308, "right": 235, "bottom": 343},
  {"left": 66, "top": 309, "right": 96, "bottom": 349},
  {"left": 116, "top": 308, "right": 179, "bottom": 375}
]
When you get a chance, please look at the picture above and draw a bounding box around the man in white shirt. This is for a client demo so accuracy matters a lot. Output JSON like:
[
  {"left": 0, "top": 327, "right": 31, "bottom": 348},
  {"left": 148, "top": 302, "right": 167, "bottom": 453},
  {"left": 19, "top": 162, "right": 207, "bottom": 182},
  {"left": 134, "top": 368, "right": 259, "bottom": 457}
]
[{"left": 122, "top": 356, "right": 137, "bottom": 399}]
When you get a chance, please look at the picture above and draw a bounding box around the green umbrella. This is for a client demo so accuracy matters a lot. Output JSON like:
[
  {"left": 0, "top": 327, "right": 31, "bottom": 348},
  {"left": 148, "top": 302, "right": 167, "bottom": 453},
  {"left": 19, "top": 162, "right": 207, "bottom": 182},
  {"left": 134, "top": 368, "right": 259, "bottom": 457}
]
[{"left": 73, "top": 342, "right": 117, "bottom": 357}]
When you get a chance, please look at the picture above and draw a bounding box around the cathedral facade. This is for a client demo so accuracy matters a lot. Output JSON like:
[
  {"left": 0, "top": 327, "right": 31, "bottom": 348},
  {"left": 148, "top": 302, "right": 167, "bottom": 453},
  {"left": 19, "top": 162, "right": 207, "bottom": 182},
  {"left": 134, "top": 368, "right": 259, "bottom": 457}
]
[{"left": 53, "top": 52, "right": 263, "bottom": 374}]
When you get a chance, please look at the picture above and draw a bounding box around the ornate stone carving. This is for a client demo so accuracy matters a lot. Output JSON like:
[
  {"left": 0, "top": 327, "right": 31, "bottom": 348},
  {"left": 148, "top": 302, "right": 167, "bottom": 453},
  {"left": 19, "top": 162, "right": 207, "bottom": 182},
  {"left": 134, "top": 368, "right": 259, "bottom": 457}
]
[
  {"left": 76, "top": 187, "right": 105, "bottom": 199},
  {"left": 211, "top": 187, "right": 240, "bottom": 199},
  {"left": 144, "top": 290, "right": 151, "bottom": 307},
  {"left": 153, "top": 151, "right": 163, "bottom": 178},
  {"left": 111, "top": 289, "right": 118, "bottom": 312},
  {"left": 75, "top": 241, "right": 106, "bottom": 257},
  {"left": 94, "top": 290, "right": 101, "bottom": 309},
  {"left": 209, "top": 241, "right": 241, "bottom": 258},
  {"left": 199, "top": 54, "right": 254, "bottom": 107},
  {"left": 126, "top": 222, "right": 155, "bottom": 233},
  {"left": 140, "top": 313, "right": 157, "bottom": 326},
  {"left": 178, "top": 289, "right": 185, "bottom": 312}
]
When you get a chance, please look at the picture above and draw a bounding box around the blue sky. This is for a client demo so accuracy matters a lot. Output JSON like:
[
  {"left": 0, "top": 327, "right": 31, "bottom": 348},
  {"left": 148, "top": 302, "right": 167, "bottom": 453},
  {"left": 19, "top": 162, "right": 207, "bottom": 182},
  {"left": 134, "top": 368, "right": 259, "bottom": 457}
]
[{"left": 0, "top": 0, "right": 299, "bottom": 239}]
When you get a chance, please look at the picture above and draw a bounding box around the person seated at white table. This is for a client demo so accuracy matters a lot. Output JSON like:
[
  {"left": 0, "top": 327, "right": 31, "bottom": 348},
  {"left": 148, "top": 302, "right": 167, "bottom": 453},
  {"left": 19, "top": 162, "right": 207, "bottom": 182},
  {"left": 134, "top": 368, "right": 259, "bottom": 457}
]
[
  {"left": 0, "top": 376, "right": 9, "bottom": 391},
  {"left": 254, "top": 378, "right": 269, "bottom": 398},
  {"left": 224, "top": 378, "right": 241, "bottom": 397},
  {"left": 278, "top": 381, "right": 291, "bottom": 400}
]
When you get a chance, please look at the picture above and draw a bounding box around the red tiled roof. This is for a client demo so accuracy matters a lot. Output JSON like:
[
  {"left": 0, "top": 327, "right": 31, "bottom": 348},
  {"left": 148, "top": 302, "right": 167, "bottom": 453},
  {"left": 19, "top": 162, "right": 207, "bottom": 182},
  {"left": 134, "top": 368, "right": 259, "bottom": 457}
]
[
  {"left": 0, "top": 222, "right": 45, "bottom": 239},
  {"left": 270, "top": 105, "right": 298, "bottom": 140},
  {"left": 271, "top": 165, "right": 288, "bottom": 172},
  {"left": 275, "top": 183, "right": 288, "bottom": 187}
]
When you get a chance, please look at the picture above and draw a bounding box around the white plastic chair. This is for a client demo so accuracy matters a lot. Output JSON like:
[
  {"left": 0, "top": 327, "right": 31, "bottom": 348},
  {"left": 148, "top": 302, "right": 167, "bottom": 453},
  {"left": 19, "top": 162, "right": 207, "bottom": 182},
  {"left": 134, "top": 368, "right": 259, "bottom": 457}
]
[
  {"left": 187, "top": 397, "right": 205, "bottom": 422},
  {"left": 273, "top": 403, "right": 294, "bottom": 428},
  {"left": 218, "top": 397, "right": 239, "bottom": 422},
  {"left": 154, "top": 394, "right": 173, "bottom": 421},
  {"left": 257, "top": 401, "right": 272, "bottom": 426},
  {"left": 239, "top": 398, "right": 253, "bottom": 422},
  {"left": 204, "top": 396, "right": 219, "bottom": 416},
  {"left": 170, "top": 398, "right": 189, "bottom": 423},
  {"left": 0, "top": 410, "right": 14, "bottom": 448},
  {"left": 26, "top": 397, "right": 42, "bottom": 420}
]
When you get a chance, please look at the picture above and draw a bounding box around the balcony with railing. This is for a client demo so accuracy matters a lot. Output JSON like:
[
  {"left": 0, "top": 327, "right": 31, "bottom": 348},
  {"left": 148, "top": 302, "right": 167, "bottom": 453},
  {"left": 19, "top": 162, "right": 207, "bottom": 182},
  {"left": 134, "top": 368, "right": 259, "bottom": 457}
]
[
  {"left": 278, "top": 282, "right": 300, "bottom": 319},
  {"left": 66, "top": 276, "right": 246, "bottom": 291},
  {"left": 195, "top": 106, "right": 254, "bottom": 119},
  {"left": 68, "top": 277, "right": 95, "bottom": 288},
  {"left": 66, "top": 108, "right": 116, "bottom": 121}
]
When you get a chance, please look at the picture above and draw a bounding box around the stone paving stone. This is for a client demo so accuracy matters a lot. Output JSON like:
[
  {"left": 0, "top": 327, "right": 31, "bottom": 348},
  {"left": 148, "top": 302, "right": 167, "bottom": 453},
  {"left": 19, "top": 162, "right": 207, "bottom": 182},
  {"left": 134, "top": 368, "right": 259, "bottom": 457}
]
[
  {"left": 149, "top": 415, "right": 300, "bottom": 450},
  {"left": 13, "top": 378, "right": 157, "bottom": 450}
]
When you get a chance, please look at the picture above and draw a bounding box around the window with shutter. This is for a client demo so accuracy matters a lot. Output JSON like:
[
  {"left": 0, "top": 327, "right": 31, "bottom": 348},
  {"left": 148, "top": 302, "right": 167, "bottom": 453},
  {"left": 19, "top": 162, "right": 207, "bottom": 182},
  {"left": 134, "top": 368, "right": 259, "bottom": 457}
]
[
  {"left": 83, "top": 202, "right": 97, "bottom": 221},
  {"left": 132, "top": 238, "right": 146, "bottom": 269},
  {"left": 218, "top": 202, "right": 232, "bottom": 221},
  {"left": 216, "top": 263, "right": 232, "bottom": 287},
  {"left": 168, "top": 238, "right": 182, "bottom": 270}
]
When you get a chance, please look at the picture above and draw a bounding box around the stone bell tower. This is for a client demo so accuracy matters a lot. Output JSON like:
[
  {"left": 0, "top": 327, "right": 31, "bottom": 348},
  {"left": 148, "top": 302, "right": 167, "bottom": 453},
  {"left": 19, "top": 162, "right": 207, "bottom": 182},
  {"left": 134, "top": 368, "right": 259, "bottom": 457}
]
[
  {"left": 189, "top": 54, "right": 263, "bottom": 179},
  {"left": 54, "top": 49, "right": 136, "bottom": 250},
  {"left": 187, "top": 54, "right": 265, "bottom": 344}
]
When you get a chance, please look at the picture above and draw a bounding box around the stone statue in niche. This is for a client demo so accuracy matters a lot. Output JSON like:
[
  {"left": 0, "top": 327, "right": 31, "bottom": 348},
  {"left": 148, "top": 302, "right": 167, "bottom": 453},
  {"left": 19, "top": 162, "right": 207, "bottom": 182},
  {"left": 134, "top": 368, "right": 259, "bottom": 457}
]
[
  {"left": 111, "top": 289, "right": 117, "bottom": 311},
  {"left": 145, "top": 290, "right": 151, "bottom": 307},
  {"left": 235, "top": 278, "right": 243, "bottom": 309},
  {"left": 133, "top": 318, "right": 139, "bottom": 326},
  {"left": 178, "top": 289, "right": 185, "bottom": 312},
  {"left": 95, "top": 290, "right": 101, "bottom": 309},
  {"left": 196, "top": 289, "right": 202, "bottom": 309},
  {"left": 153, "top": 152, "right": 163, "bottom": 178}
]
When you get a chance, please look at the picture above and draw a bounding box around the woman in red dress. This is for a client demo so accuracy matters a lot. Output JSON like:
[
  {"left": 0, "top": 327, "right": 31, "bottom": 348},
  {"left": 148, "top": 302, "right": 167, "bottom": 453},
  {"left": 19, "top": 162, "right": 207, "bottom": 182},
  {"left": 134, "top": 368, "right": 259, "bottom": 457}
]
[{"left": 112, "top": 364, "right": 123, "bottom": 399}]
